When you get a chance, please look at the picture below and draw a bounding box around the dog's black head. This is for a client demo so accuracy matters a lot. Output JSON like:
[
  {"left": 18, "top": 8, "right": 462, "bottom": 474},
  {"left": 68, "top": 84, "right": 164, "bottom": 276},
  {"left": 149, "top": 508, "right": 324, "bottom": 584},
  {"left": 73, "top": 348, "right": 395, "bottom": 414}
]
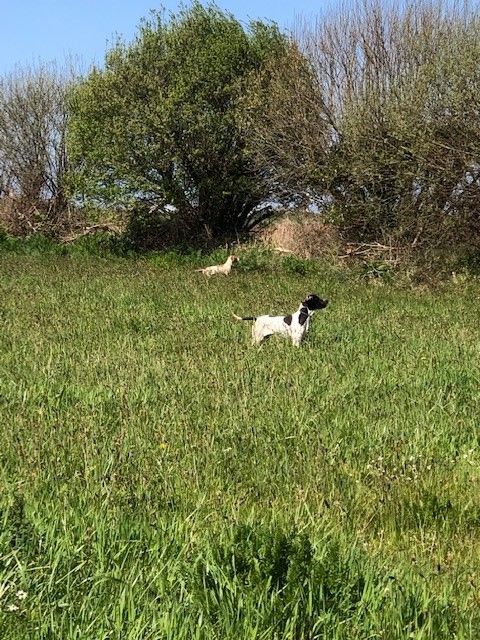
[{"left": 303, "top": 293, "right": 328, "bottom": 311}]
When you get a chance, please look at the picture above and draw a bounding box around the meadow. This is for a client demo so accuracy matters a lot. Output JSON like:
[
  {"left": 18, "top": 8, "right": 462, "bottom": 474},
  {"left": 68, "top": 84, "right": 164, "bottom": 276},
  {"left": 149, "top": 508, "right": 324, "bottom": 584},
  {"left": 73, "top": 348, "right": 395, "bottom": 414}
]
[{"left": 1, "top": 247, "right": 480, "bottom": 639}]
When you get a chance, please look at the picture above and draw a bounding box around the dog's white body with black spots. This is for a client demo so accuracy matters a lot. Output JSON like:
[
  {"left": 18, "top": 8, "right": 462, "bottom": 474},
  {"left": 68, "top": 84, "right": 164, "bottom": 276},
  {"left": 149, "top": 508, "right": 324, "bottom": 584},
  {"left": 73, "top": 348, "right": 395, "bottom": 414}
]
[{"left": 233, "top": 294, "right": 328, "bottom": 346}]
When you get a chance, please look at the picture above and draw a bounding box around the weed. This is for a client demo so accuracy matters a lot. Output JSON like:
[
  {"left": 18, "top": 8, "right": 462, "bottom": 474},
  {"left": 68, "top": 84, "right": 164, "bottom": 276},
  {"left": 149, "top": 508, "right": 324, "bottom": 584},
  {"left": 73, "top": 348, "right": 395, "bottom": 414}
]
[{"left": 282, "top": 254, "right": 312, "bottom": 276}]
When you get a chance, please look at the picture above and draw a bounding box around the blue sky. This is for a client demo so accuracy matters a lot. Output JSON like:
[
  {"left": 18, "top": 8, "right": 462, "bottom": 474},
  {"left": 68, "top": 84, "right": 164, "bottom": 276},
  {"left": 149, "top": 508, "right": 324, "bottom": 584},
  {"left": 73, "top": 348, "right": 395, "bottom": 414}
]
[{"left": 0, "top": 1, "right": 333, "bottom": 75}]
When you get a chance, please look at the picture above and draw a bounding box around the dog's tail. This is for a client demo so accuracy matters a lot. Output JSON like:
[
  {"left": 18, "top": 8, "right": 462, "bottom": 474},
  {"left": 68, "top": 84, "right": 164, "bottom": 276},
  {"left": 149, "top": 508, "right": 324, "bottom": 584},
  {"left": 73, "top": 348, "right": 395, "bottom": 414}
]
[
  {"left": 195, "top": 268, "right": 205, "bottom": 273},
  {"left": 232, "top": 313, "right": 256, "bottom": 321}
]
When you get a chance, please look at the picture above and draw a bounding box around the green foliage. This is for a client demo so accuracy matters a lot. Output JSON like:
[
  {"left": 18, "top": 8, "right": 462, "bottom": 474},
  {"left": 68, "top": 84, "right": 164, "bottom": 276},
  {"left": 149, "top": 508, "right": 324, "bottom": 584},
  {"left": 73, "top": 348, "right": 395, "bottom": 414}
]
[
  {"left": 0, "top": 232, "right": 128, "bottom": 257},
  {"left": 194, "top": 524, "right": 458, "bottom": 638},
  {"left": 0, "top": 232, "right": 67, "bottom": 255},
  {"left": 235, "top": 245, "right": 273, "bottom": 272},
  {"left": 68, "top": 3, "right": 287, "bottom": 245},
  {"left": 146, "top": 248, "right": 204, "bottom": 267},
  {"left": 359, "top": 260, "right": 395, "bottom": 282},
  {"left": 282, "top": 254, "right": 312, "bottom": 276}
]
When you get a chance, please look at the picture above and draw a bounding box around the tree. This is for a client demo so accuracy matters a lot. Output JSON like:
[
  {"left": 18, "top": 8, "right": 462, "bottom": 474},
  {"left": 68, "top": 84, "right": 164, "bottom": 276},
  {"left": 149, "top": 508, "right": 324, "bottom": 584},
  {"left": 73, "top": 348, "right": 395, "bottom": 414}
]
[
  {"left": 68, "top": 3, "right": 286, "bottom": 245},
  {"left": 240, "top": 41, "right": 331, "bottom": 208},
  {"left": 296, "top": 0, "right": 480, "bottom": 248},
  {"left": 0, "top": 62, "right": 73, "bottom": 233}
]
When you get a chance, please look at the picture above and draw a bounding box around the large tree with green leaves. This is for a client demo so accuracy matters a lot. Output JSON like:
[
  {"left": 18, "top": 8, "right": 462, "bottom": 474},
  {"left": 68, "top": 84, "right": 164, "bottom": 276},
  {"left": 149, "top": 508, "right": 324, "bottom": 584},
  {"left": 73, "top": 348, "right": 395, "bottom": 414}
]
[{"left": 68, "top": 3, "right": 286, "bottom": 243}]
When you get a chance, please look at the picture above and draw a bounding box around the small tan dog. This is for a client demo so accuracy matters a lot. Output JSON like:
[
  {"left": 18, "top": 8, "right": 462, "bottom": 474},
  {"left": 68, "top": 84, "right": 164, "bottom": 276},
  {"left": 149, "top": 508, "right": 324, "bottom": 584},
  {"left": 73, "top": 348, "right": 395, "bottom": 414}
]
[{"left": 196, "top": 255, "right": 238, "bottom": 277}]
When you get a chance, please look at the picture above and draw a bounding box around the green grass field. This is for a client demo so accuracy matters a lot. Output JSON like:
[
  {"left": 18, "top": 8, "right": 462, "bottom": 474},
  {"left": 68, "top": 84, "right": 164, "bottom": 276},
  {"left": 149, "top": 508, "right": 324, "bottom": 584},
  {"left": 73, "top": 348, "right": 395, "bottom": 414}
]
[{"left": 1, "top": 250, "right": 480, "bottom": 638}]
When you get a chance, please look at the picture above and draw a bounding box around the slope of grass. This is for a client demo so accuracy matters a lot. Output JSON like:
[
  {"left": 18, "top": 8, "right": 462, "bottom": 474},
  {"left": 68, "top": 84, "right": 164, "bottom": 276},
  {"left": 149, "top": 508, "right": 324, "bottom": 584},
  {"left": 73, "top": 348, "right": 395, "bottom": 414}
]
[{"left": 1, "top": 251, "right": 479, "bottom": 638}]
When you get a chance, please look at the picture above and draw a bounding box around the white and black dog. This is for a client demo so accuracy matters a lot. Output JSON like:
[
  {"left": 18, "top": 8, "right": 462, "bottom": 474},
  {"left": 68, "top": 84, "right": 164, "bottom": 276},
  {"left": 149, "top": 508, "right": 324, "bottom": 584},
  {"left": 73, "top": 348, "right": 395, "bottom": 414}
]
[{"left": 233, "top": 293, "right": 328, "bottom": 346}]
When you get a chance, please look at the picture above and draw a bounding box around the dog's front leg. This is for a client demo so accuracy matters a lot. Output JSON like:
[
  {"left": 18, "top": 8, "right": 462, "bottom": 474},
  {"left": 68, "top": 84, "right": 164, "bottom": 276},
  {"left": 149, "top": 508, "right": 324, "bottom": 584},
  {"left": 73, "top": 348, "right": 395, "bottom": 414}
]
[{"left": 291, "top": 326, "right": 305, "bottom": 346}]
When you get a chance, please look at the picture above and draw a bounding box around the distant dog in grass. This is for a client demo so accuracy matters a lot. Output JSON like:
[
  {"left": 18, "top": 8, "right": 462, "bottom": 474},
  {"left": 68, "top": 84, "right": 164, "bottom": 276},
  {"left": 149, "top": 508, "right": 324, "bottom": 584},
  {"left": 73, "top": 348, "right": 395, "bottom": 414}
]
[
  {"left": 196, "top": 255, "right": 239, "bottom": 277},
  {"left": 233, "top": 293, "right": 328, "bottom": 346}
]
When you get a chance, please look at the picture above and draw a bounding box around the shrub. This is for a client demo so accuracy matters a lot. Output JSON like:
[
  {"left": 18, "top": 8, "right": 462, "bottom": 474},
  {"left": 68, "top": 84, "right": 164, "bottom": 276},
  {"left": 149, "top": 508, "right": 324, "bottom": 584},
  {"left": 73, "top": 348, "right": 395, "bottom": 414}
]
[{"left": 282, "top": 254, "right": 311, "bottom": 276}]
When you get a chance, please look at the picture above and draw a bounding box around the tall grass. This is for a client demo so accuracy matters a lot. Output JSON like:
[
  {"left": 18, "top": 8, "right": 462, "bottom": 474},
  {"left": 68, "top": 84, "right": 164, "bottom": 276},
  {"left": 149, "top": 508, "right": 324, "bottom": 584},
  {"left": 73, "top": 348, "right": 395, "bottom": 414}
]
[{"left": 1, "top": 252, "right": 479, "bottom": 638}]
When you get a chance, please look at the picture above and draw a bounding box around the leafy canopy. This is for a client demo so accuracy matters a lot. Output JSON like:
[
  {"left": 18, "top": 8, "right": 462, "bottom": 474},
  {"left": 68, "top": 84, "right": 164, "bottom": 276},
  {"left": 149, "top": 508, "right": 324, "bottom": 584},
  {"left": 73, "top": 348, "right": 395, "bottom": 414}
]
[{"left": 68, "top": 2, "right": 287, "bottom": 238}]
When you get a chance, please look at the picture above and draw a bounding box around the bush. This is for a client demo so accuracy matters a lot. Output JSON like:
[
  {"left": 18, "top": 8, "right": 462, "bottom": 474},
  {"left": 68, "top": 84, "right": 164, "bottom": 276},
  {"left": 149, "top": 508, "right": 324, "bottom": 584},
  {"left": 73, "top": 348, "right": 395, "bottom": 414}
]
[
  {"left": 282, "top": 254, "right": 311, "bottom": 276},
  {"left": 0, "top": 233, "right": 67, "bottom": 255},
  {"left": 236, "top": 246, "right": 272, "bottom": 272}
]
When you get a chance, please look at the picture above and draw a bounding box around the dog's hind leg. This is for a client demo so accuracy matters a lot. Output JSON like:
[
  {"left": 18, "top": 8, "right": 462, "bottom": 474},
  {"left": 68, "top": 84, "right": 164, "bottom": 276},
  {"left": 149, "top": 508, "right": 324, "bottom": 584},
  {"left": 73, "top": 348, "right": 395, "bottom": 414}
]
[
  {"left": 252, "top": 324, "right": 267, "bottom": 345},
  {"left": 252, "top": 325, "right": 273, "bottom": 345}
]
